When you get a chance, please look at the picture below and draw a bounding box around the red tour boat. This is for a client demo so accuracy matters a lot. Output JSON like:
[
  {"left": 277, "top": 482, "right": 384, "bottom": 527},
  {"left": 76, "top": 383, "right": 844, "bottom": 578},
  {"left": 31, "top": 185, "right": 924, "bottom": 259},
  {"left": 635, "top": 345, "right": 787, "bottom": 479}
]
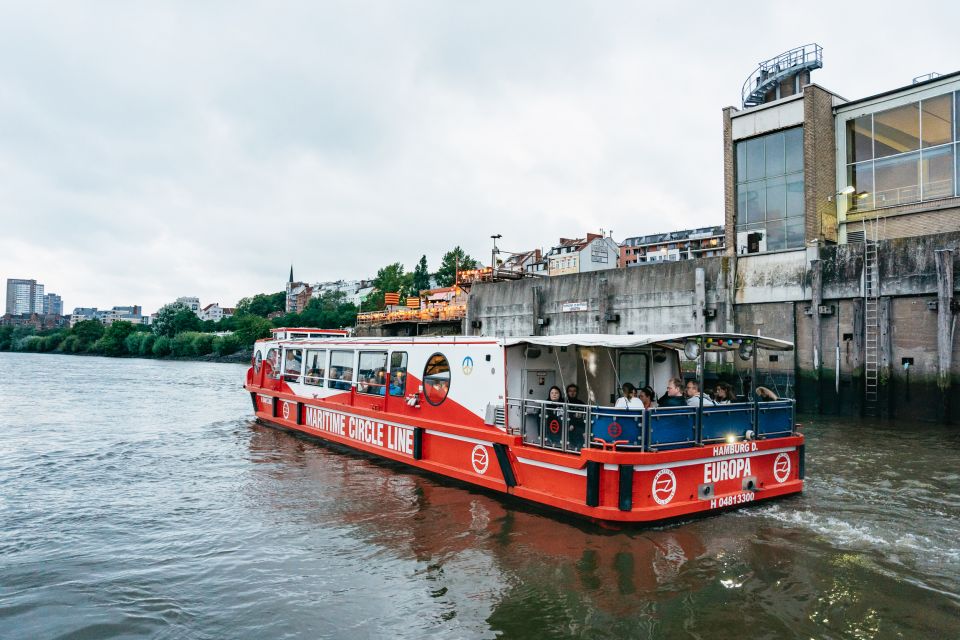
[{"left": 245, "top": 328, "right": 803, "bottom": 523}]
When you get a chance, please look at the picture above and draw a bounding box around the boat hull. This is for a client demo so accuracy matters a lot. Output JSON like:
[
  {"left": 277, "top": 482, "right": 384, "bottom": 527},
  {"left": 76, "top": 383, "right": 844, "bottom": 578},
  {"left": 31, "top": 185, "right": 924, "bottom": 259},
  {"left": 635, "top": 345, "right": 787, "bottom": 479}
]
[{"left": 246, "top": 386, "right": 804, "bottom": 524}]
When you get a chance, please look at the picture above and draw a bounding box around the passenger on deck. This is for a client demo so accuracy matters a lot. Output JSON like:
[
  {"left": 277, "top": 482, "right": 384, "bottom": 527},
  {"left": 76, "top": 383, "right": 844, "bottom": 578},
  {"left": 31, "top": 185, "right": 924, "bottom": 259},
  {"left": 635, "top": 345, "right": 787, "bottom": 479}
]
[
  {"left": 638, "top": 386, "right": 658, "bottom": 409},
  {"left": 564, "top": 384, "right": 586, "bottom": 450},
  {"left": 713, "top": 382, "right": 735, "bottom": 404},
  {"left": 614, "top": 383, "right": 643, "bottom": 410},
  {"left": 659, "top": 377, "right": 687, "bottom": 407},
  {"left": 755, "top": 386, "right": 779, "bottom": 401},
  {"left": 565, "top": 384, "right": 584, "bottom": 405},
  {"left": 547, "top": 386, "right": 564, "bottom": 403},
  {"left": 685, "top": 379, "right": 716, "bottom": 406}
]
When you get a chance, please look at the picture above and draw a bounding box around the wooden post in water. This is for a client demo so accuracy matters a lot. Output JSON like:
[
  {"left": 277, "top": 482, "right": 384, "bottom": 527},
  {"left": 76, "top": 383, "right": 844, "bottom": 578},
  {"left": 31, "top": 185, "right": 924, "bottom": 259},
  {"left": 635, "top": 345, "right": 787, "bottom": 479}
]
[
  {"left": 852, "top": 297, "right": 864, "bottom": 414},
  {"left": 811, "top": 259, "right": 823, "bottom": 413},
  {"left": 935, "top": 249, "right": 954, "bottom": 423},
  {"left": 879, "top": 296, "right": 893, "bottom": 418}
]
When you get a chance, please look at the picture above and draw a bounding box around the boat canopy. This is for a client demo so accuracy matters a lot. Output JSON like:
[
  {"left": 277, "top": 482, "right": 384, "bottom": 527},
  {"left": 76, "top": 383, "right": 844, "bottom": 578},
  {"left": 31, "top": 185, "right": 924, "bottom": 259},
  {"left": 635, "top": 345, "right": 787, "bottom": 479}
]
[{"left": 503, "top": 333, "right": 793, "bottom": 352}]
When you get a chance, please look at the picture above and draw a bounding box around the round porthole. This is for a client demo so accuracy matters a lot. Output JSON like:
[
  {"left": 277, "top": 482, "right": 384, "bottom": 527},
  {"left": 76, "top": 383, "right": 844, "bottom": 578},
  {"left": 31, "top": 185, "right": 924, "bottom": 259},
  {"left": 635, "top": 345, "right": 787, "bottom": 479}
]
[{"left": 423, "top": 353, "right": 451, "bottom": 406}]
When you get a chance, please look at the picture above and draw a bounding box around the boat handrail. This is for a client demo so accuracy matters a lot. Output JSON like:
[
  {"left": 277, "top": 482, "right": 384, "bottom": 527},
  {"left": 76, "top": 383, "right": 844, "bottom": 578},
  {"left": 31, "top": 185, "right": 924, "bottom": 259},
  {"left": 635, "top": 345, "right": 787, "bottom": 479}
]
[{"left": 504, "top": 396, "right": 796, "bottom": 454}]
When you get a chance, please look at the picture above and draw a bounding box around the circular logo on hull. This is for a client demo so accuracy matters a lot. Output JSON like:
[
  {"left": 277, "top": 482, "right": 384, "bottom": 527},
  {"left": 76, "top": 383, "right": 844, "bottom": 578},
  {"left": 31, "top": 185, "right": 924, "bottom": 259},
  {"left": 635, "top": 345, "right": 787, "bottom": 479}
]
[
  {"left": 652, "top": 468, "right": 677, "bottom": 505},
  {"left": 608, "top": 422, "right": 622, "bottom": 439},
  {"left": 773, "top": 453, "right": 791, "bottom": 483},
  {"left": 471, "top": 445, "right": 489, "bottom": 475},
  {"left": 282, "top": 402, "right": 290, "bottom": 420}
]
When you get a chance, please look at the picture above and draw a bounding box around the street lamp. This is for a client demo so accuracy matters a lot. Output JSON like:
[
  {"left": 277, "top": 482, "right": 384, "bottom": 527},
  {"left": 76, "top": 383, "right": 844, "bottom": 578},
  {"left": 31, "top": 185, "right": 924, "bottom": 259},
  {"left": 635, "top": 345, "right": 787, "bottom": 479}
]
[{"left": 491, "top": 234, "right": 502, "bottom": 276}]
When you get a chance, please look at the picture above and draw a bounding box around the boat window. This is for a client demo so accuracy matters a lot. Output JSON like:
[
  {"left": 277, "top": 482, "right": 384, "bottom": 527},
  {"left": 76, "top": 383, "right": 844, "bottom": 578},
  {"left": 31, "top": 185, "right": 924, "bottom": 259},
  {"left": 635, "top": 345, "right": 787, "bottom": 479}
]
[
  {"left": 304, "top": 349, "right": 327, "bottom": 386},
  {"left": 358, "top": 351, "right": 388, "bottom": 396},
  {"left": 619, "top": 352, "right": 649, "bottom": 392},
  {"left": 283, "top": 348, "right": 303, "bottom": 382},
  {"left": 423, "top": 353, "right": 451, "bottom": 406},
  {"left": 328, "top": 350, "right": 355, "bottom": 390},
  {"left": 389, "top": 352, "right": 408, "bottom": 397},
  {"left": 253, "top": 350, "right": 262, "bottom": 374},
  {"left": 265, "top": 348, "right": 280, "bottom": 380}
]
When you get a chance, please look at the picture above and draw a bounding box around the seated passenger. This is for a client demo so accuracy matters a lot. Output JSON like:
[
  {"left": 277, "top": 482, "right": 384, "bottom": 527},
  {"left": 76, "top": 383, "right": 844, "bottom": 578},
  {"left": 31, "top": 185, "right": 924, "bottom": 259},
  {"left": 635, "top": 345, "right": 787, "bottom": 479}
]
[
  {"left": 659, "top": 377, "right": 687, "bottom": 407},
  {"left": 685, "top": 379, "right": 716, "bottom": 407},
  {"left": 389, "top": 371, "right": 406, "bottom": 396},
  {"left": 614, "top": 382, "right": 643, "bottom": 410},
  {"left": 713, "top": 382, "right": 735, "bottom": 404},
  {"left": 755, "top": 386, "right": 779, "bottom": 402},
  {"left": 283, "top": 351, "right": 302, "bottom": 381},
  {"left": 638, "top": 386, "right": 658, "bottom": 409}
]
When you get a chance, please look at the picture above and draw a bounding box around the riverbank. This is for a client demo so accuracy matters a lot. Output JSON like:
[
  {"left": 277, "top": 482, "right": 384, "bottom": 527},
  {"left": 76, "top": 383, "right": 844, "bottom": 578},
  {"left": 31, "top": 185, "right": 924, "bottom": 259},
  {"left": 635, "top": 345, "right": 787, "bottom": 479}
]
[{"left": 0, "top": 347, "right": 253, "bottom": 365}]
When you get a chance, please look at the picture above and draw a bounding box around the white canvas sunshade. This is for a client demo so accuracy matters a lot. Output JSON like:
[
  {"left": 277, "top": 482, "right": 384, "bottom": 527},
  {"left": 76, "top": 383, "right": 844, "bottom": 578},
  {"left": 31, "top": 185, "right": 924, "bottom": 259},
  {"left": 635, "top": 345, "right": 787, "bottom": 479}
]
[{"left": 503, "top": 333, "right": 793, "bottom": 352}]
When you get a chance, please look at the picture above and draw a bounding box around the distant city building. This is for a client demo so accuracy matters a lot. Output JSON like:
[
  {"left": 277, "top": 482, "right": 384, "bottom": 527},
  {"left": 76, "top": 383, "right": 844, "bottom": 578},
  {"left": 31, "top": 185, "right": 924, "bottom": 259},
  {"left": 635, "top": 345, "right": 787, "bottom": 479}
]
[
  {"left": 200, "top": 303, "right": 234, "bottom": 322},
  {"left": 5, "top": 278, "right": 44, "bottom": 315},
  {"left": 43, "top": 293, "right": 63, "bottom": 316},
  {"left": 526, "top": 233, "right": 620, "bottom": 277},
  {"left": 176, "top": 296, "right": 202, "bottom": 317},
  {"left": 620, "top": 226, "right": 725, "bottom": 266},
  {"left": 1, "top": 312, "right": 65, "bottom": 330},
  {"left": 69, "top": 305, "right": 146, "bottom": 326}
]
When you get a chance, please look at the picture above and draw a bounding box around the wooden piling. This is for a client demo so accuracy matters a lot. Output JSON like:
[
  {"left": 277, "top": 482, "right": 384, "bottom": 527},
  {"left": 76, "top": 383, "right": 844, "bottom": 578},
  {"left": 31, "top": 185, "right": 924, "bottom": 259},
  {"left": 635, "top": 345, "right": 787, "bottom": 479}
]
[
  {"left": 811, "top": 259, "right": 822, "bottom": 413},
  {"left": 934, "top": 249, "right": 954, "bottom": 423}
]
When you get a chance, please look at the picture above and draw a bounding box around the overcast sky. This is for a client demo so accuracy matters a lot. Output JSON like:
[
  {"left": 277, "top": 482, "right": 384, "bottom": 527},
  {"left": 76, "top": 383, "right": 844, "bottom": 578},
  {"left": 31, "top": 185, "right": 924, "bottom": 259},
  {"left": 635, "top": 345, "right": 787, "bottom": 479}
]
[{"left": 1, "top": 1, "right": 957, "bottom": 314}]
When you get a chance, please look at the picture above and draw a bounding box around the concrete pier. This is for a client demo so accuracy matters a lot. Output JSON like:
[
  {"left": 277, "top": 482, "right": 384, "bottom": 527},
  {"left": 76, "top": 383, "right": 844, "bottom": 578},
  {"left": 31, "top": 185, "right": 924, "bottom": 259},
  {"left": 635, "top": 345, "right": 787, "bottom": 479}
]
[{"left": 467, "top": 231, "right": 960, "bottom": 422}]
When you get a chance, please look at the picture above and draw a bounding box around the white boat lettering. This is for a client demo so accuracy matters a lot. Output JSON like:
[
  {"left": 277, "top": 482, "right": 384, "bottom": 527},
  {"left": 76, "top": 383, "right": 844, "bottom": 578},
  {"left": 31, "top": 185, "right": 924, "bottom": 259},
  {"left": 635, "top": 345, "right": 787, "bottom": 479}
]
[
  {"left": 710, "top": 492, "right": 755, "bottom": 509},
  {"left": 704, "top": 457, "right": 752, "bottom": 483},
  {"left": 711, "top": 442, "right": 758, "bottom": 456},
  {"left": 303, "top": 406, "right": 346, "bottom": 436}
]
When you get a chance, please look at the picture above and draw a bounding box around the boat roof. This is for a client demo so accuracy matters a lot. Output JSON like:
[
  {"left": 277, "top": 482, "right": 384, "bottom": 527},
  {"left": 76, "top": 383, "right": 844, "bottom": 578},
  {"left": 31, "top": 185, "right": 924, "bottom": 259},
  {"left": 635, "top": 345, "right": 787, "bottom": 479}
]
[{"left": 504, "top": 333, "right": 793, "bottom": 351}]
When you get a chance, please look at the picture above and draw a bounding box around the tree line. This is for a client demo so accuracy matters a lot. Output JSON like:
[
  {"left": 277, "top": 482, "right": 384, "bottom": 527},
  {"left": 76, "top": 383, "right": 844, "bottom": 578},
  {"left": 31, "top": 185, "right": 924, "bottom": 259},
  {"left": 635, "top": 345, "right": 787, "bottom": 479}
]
[{"left": 0, "top": 246, "right": 480, "bottom": 358}]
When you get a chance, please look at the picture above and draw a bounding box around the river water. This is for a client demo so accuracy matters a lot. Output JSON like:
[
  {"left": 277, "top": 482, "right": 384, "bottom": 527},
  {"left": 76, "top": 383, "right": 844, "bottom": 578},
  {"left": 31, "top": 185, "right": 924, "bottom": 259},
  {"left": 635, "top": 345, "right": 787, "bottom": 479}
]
[{"left": 1, "top": 352, "right": 958, "bottom": 639}]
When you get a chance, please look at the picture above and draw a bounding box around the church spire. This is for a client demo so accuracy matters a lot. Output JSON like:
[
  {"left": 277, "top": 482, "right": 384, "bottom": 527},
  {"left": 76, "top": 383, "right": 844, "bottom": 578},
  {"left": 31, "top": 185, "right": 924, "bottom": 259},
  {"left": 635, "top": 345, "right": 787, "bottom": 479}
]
[{"left": 288, "top": 265, "right": 294, "bottom": 284}]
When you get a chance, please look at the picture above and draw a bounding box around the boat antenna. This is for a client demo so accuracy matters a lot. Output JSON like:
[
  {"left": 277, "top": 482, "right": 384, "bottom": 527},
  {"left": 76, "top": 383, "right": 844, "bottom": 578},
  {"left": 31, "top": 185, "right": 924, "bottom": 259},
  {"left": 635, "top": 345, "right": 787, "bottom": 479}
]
[
  {"left": 553, "top": 348, "right": 567, "bottom": 396},
  {"left": 606, "top": 348, "right": 623, "bottom": 398}
]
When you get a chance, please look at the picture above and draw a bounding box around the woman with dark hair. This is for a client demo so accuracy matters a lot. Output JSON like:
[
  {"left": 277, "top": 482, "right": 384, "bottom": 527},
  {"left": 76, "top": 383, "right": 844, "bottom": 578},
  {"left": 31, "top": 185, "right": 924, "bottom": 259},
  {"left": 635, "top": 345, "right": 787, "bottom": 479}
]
[
  {"left": 615, "top": 382, "right": 643, "bottom": 410},
  {"left": 638, "top": 385, "right": 658, "bottom": 409},
  {"left": 546, "top": 386, "right": 564, "bottom": 403},
  {"left": 713, "top": 382, "right": 735, "bottom": 404}
]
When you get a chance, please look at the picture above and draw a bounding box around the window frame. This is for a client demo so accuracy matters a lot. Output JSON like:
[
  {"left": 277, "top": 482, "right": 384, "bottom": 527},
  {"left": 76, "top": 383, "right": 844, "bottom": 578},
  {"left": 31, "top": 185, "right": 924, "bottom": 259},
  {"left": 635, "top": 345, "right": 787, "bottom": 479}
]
[
  {"left": 304, "top": 348, "right": 328, "bottom": 387},
  {"left": 422, "top": 352, "right": 451, "bottom": 406},
  {"left": 357, "top": 350, "right": 388, "bottom": 396}
]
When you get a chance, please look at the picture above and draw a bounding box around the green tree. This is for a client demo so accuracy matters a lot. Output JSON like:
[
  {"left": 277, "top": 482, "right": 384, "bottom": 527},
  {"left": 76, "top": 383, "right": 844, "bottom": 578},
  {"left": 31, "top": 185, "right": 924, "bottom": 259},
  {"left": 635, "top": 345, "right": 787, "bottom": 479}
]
[
  {"left": 235, "top": 292, "right": 286, "bottom": 317},
  {"left": 235, "top": 315, "right": 273, "bottom": 345},
  {"left": 435, "top": 246, "right": 478, "bottom": 287},
  {"left": 72, "top": 320, "right": 104, "bottom": 350},
  {"left": 366, "top": 263, "right": 413, "bottom": 310},
  {"left": 411, "top": 255, "right": 431, "bottom": 296},
  {"left": 152, "top": 335, "right": 172, "bottom": 356},
  {"left": 95, "top": 321, "right": 136, "bottom": 356},
  {"left": 152, "top": 302, "right": 202, "bottom": 337}
]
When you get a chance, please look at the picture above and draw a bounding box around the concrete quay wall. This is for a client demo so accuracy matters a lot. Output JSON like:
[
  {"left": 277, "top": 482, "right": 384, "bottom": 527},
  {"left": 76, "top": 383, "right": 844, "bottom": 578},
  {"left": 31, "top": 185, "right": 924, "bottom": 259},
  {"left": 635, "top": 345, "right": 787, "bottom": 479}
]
[{"left": 468, "top": 232, "right": 960, "bottom": 422}]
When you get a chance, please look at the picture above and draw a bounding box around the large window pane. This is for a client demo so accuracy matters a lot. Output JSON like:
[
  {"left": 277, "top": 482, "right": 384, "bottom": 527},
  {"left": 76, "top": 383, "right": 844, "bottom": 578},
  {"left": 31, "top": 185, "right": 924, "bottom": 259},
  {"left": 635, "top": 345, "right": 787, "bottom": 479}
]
[
  {"left": 328, "top": 350, "right": 355, "bottom": 390},
  {"left": 765, "top": 132, "right": 785, "bottom": 177},
  {"left": 744, "top": 183, "right": 765, "bottom": 224},
  {"left": 736, "top": 143, "right": 747, "bottom": 182},
  {"left": 766, "top": 220, "right": 786, "bottom": 251},
  {"left": 786, "top": 217, "right": 805, "bottom": 248},
  {"left": 765, "top": 175, "right": 786, "bottom": 220},
  {"left": 874, "top": 152, "right": 920, "bottom": 207},
  {"left": 874, "top": 103, "right": 920, "bottom": 158},
  {"left": 921, "top": 94, "right": 953, "bottom": 148},
  {"left": 846, "top": 115, "right": 873, "bottom": 163},
  {"left": 922, "top": 145, "right": 955, "bottom": 200},
  {"left": 847, "top": 162, "right": 874, "bottom": 211},
  {"left": 737, "top": 187, "right": 747, "bottom": 221},
  {"left": 786, "top": 173, "right": 804, "bottom": 217},
  {"left": 784, "top": 127, "right": 803, "bottom": 173},
  {"left": 746, "top": 137, "right": 765, "bottom": 181}
]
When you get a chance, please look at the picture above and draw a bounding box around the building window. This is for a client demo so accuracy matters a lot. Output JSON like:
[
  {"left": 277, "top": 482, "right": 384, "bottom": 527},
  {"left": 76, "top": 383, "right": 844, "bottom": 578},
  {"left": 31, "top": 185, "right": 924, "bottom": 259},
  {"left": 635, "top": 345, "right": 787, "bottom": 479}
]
[
  {"left": 845, "top": 91, "right": 957, "bottom": 211},
  {"left": 735, "top": 127, "right": 805, "bottom": 252}
]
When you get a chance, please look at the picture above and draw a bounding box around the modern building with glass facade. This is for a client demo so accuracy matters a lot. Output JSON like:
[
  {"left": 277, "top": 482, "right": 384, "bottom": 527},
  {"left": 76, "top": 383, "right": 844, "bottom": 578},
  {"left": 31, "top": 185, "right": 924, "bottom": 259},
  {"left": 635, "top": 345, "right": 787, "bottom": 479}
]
[
  {"left": 835, "top": 72, "right": 960, "bottom": 242},
  {"left": 725, "top": 57, "right": 960, "bottom": 254}
]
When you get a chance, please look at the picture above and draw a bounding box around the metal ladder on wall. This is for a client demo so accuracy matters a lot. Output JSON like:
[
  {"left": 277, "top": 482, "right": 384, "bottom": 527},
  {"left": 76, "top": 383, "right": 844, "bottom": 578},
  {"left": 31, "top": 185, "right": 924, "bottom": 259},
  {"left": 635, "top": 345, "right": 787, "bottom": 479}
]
[{"left": 863, "top": 220, "right": 880, "bottom": 416}]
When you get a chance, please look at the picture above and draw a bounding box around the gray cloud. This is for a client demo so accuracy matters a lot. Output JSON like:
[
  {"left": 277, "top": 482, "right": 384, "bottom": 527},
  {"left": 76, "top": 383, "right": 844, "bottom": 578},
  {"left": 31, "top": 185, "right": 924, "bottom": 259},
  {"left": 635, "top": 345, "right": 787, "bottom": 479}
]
[{"left": 1, "top": 1, "right": 958, "bottom": 313}]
